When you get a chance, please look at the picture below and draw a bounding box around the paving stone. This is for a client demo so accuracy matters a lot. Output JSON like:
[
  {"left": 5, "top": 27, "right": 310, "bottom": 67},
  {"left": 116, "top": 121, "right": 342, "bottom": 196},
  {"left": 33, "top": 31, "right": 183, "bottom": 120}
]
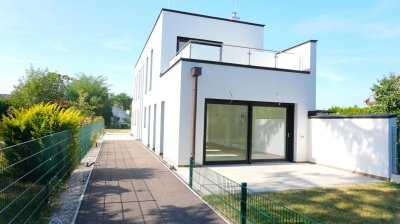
[{"left": 76, "top": 134, "right": 225, "bottom": 224}]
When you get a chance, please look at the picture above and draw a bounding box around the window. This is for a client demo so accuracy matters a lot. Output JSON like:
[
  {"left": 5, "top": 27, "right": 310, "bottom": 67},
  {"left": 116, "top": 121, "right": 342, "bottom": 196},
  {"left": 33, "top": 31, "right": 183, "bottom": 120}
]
[
  {"left": 149, "top": 50, "right": 153, "bottom": 91},
  {"left": 176, "top": 36, "right": 222, "bottom": 53},
  {"left": 145, "top": 60, "right": 148, "bottom": 94},
  {"left": 144, "top": 107, "right": 146, "bottom": 128},
  {"left": 204, "top": 99, "right": 294, "bottom": 164},
  {"left": 134, "top": 75, "right": 137, "bottom": 101}
]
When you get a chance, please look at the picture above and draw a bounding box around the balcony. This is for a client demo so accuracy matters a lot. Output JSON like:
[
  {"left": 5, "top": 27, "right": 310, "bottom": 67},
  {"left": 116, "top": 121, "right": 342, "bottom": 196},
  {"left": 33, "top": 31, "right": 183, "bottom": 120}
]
[{"left": 163, "top": 40, "right": 310, "bottom": 73}]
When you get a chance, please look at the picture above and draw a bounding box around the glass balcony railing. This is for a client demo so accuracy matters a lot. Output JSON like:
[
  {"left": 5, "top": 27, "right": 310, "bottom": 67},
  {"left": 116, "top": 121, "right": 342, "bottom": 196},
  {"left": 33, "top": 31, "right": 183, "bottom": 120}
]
[{"left": 162, "top": 40, "right": 306, "bottom": 73}]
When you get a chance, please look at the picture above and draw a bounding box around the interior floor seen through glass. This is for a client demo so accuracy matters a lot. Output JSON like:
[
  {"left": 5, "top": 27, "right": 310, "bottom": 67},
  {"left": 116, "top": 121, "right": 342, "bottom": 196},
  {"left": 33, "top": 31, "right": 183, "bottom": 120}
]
[{"left": 205, "top": 104, "right": 248, "bottom": 162}]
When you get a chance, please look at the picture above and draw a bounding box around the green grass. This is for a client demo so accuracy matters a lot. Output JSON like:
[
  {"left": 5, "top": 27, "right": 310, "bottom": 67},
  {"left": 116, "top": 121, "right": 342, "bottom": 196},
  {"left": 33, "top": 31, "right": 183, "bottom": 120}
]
[
  {"left": 201, "top": 182, "right": 400, "bottom": 224},
  {"left": 104, "top": 129, "right": 131, "bottom": 133},
  {"left": 203, "top": 193, "right": 317, "bottom": 224},
  {"left": 261, "top": 182, "right": 400, "bottom": 224}
]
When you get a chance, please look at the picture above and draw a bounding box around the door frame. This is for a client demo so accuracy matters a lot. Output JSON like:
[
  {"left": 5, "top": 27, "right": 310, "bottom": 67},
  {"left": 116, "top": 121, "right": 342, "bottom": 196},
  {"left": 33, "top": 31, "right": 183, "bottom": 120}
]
[{"left": 203, "top": 98, "right": 295, "bottom": 165}]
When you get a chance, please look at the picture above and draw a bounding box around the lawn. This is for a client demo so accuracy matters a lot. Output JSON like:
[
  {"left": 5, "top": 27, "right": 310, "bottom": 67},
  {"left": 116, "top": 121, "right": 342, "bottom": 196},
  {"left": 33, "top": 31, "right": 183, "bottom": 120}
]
[
  {"left": 104, "top": 129, "right": 131, "bottom": 133},
  {"left": 262, "top": 182, "right": 400, "bottom": 224}
]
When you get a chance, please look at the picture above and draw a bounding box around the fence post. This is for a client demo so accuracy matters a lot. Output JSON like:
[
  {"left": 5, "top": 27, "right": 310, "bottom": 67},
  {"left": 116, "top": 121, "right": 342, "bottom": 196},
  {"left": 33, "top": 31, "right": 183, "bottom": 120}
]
[
  {"left": 240, "top": 182, "right": 247, "bottom": 224},
  {"left": 189, "top": 157, "right": 193, "bottom": 188}
]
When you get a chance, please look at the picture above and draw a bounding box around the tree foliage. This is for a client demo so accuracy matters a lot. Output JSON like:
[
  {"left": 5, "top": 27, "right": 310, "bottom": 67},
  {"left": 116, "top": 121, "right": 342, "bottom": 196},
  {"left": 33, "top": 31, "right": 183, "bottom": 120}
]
[
  {"left": 4, "top": 66, "right": 130, "bottom": 127},
  {"left": 7, "top": 66, "right": 70, "bottom": 108},
  {"left": 371, "top": 74, "right": 400, "bottom": 118},
  {"left": 329, "top": 73, "right": 399, "bottom": 117},
  {"left": 0, "top": 97, "right": 9, "bottom": 118},
  {"left": 110, "top": 93, "right": 132, "bottom": 111},
  {"left": 66, "top": 74, "right": 112, "bottom": 124}
]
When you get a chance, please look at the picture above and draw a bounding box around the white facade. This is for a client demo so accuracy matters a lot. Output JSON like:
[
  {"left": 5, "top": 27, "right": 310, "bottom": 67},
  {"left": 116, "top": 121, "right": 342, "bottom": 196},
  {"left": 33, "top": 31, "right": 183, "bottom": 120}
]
[{"left": 131, "top": 8, "right": 317, "bottom": 167}]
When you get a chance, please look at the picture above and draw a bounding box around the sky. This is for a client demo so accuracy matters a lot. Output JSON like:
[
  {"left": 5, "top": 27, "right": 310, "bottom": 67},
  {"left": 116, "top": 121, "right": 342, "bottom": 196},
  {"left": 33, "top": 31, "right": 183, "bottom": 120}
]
[{"left": 0, "top": 0, "right": 399, "bottom": 109}]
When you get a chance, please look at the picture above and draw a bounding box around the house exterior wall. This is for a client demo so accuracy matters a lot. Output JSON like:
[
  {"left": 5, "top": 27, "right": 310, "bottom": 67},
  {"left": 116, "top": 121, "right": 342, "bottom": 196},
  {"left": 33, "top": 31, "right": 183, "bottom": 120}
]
[
  {"left": 178, "top": 61, "right": 316, "bottom": 165},
  {"left": 131, "top": 12, "right": 163, "bottom": 145},
  {"left": 308, "top": 117, "right": 397, "bottom": 179},
  {"left": 160, "top": 10, "right": 264, "bottom": 72},
  {"left": 132, "top": 9, "right": 317, "bottom": 167}
]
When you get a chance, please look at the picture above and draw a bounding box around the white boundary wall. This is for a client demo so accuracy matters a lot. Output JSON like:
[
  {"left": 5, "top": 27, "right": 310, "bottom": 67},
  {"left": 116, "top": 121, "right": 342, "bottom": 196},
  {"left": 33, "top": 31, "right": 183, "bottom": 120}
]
[{"left": 308, "top": 116, "right": 397, "bottom": 179}]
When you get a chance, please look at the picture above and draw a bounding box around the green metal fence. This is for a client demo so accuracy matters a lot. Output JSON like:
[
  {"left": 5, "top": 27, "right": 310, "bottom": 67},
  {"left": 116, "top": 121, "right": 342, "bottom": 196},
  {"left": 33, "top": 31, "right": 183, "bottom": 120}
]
[
  {"left": 394, "top": 126, "right": 400, "bottom": 174},
  {"left": 0, "top": 122, "right": 104, "bottom": 224},
  {"left": 189, "top": 158, "right": 318, "bottom": 224}
]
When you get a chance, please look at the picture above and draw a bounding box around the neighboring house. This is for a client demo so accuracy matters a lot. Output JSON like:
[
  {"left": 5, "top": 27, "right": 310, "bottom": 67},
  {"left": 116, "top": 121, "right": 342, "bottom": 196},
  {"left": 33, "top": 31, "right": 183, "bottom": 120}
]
[
  {"left": 364, "top": 91, "right": 376, "bottom": 105},
  {"left": 131, "top": 8, "right": 317, "bottom": 167},
  {"left": 111, "top": 105, "right": 128, "bottom": 124}
]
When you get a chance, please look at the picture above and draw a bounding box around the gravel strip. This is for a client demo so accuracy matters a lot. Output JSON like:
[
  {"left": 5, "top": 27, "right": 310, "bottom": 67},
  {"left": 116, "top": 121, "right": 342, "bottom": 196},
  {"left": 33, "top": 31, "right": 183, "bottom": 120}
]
[{"left": 48, "top": 135, "right": 103, "bottom": 224}]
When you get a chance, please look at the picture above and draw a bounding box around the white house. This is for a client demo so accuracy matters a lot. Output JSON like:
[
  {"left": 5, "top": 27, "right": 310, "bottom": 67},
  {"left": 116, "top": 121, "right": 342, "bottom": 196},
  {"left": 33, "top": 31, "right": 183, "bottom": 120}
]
[
  {"left": 131, "top": 8, "right": 317, "bottom": 167},
  {"left": 111, "top": 105, "right": 129, "bottom": 125}
]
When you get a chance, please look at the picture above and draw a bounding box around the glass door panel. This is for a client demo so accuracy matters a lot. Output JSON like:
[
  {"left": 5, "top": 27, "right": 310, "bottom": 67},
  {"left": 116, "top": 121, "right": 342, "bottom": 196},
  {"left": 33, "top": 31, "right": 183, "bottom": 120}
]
[
  {"left": 205, "top": 104, "right": 248, "bottom": 162},
  {"left": 251, "top": 106, "right": 286, "bottom": 160}
]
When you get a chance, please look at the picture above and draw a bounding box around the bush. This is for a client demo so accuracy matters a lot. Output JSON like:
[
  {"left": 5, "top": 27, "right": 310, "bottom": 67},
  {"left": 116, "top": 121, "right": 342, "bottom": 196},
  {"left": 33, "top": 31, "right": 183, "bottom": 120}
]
[
  {"left": 0, "top": 103, "right": 83, "bottom": 181},
  {"left": 328, "top": 106, "right": 378, "bottom": 115}
]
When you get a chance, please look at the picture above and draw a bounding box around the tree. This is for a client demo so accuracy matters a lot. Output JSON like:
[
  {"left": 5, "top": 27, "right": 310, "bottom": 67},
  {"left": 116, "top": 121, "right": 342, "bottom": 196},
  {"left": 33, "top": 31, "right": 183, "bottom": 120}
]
[
  {"left": 110, "top": 93, "right": 132, "bottom": 111},
  {"left": 371, "top": 74, "right": 400, "bottom": 117},
  {"left": 0, "top": 97, "right": 10, "bottom": 118},
  {"left": 66, "top": 74, "right": 112, "bottom": 125},
  {"left": 7, "top": 66, "right": 70, "bottom": 108}
]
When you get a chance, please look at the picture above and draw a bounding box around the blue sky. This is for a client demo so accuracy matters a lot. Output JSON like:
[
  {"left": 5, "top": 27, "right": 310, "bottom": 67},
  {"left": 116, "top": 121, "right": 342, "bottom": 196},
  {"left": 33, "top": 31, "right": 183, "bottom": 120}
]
[{"left": 0, "top": 0, "right": 399, "bottom": 109}]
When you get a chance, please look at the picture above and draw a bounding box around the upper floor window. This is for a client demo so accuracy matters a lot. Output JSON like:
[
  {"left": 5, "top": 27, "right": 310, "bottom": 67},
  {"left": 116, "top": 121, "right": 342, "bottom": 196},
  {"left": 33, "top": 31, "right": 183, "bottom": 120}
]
[
  {"left": 176, "top": 36, "right": 222, "bottom": 53},
  {"left": 149, "top": 49, "right": 153, "bottom": 91},
  {"left": 145, "top": 58, "right": 148, "bottom": 94}
]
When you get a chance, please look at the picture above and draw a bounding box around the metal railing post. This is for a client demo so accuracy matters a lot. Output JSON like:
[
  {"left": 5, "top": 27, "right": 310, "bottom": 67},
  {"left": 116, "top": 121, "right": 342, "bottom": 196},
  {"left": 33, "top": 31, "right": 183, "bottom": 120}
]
[
  {"left": 219, "top": 46, "right": 223, "bottom": 62},
  {"left": 189, "top": 157, "right": 193, "bottom": 188},
  {"left": 189, "top": 42, "right": 192, "bottom": 59},
  {"left": 240, "top": 182, "right": 247, "bottom": 224}
]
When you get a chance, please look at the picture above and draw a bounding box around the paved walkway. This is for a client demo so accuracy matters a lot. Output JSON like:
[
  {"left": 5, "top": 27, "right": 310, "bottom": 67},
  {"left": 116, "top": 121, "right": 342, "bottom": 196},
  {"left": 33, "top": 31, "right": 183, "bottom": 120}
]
[{"left": 76, "top": 134, "right": 225, "bottom": 224}]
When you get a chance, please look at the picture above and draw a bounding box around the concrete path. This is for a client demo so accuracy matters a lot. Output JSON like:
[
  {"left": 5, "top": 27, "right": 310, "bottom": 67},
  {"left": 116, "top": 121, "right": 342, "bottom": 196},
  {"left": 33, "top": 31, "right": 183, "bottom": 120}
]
[{"left": 76, "top": 133, "right": 225, "bottom": 224}]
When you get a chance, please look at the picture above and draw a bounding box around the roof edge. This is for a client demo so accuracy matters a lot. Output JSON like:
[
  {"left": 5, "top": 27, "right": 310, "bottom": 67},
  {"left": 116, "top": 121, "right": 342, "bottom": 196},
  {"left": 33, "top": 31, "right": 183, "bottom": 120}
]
[
  {"left": 161, "top": 8, "right": 265, "bottom": 27},
  {"left": 281, "top": 40, "right": 318, "bottom": 53},
  {"left": 309, "top": 114, "right": 396, "bottom": 119}
]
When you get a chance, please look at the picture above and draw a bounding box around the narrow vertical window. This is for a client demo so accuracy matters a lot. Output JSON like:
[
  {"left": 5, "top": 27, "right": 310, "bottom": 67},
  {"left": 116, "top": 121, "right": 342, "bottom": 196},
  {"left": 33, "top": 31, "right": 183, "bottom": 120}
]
[
  {"left": 150, "top": 50, "right": 153, "bottom": 91},
  {"left": 134, "top": 76, "right": 137, "bottom": 101},
  {"left": 144, "top": 107, "right": 146, "bottom": 128},
  {"left": 145, "top": 60, "right": 148, "bottom": 94}
]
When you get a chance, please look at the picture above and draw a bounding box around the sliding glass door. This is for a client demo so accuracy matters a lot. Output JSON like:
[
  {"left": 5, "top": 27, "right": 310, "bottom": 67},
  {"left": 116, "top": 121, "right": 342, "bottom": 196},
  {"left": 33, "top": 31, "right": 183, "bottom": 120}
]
[
  {"left": 204, "top": 100, "right": 293, "bottom": 164},
  {"left": 251, "top": 106, "right": 287, "bottom": 160},
  {"left": 205, "top": 104, "right": 248, "bottom": 162}
]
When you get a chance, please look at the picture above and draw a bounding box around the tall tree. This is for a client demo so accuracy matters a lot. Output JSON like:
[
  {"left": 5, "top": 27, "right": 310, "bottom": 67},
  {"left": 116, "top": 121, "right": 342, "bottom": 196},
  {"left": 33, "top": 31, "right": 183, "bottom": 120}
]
[
  {"left": 66, "top": 74, "right": 112, "bottom": 124},
  {"left": 110, "top": 93, "right": 132, "bottom": 111},
  {"left": 371, "top": 74, "right": 400, "bottom": 117},
  {"left": 0, "top": 97, "right": 10, "bottom": 118},
  {"left": 7, "top": 66, "right": 70, "bottom": 108}
]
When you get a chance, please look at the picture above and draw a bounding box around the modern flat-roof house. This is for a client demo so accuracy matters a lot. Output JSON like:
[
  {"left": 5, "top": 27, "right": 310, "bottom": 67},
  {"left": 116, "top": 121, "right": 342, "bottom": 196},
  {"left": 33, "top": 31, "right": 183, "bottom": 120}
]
[{"left": 131, "top": 8, "right": 317, "bottom": 166}]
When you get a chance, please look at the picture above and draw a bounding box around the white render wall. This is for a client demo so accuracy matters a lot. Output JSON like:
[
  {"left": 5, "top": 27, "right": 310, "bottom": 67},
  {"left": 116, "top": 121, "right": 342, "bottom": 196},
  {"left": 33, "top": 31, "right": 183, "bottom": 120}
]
[
  {"left": 131, "top": 9, "right": 317, "bottom": 166},
  {"left": 160, "top": 10, "right": 264, "bottom": 71},
  {"left": 308, "top": 117, "right": 397, "bottom": 179},
  {"left": 178, "top": 61, "right": 316, "bottom": 165}
]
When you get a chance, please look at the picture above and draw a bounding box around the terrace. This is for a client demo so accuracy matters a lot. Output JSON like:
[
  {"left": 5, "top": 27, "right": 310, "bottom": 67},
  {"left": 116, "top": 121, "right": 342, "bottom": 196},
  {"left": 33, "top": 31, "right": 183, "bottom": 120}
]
[{"left": 162, "top": 40, "right": 311, "bottom": 73}]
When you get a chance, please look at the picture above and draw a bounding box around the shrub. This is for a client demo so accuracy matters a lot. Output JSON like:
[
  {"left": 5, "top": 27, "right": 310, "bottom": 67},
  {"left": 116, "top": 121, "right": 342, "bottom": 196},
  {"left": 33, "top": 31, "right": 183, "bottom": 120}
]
[
  {"left": 328, "top": 106, "right": 379, "bottom": 115},
  {"left": 0, "top": 103, "right": 83, "bottom": 182}
]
